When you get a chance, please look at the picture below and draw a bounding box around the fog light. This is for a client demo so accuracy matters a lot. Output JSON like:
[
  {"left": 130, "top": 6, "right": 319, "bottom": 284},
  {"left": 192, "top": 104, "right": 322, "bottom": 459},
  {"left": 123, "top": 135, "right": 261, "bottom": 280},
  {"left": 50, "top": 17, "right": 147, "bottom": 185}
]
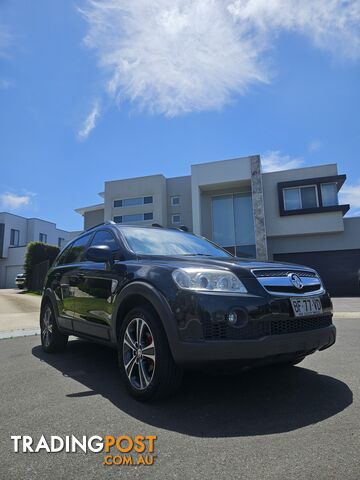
[{"left": 227, "top": 312, "right": 237, "bottom": 325}]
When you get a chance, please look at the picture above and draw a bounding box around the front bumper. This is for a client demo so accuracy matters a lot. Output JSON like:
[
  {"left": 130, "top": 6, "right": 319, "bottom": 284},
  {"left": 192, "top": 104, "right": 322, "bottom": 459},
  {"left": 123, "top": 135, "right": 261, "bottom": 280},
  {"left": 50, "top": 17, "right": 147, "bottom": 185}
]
[
  {"left": 169, "top": 290, "right": 335, "bottom": 365},
  {"left": 171, "top": 325, "right": 336, "bottom": 365}
]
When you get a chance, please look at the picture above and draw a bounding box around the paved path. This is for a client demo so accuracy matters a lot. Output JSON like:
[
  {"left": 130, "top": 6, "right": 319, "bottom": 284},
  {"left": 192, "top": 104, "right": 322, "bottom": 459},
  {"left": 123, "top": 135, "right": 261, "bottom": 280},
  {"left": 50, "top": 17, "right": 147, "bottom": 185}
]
[
  {"left": 0, "top": 289, "right": 40, "bottom": 336},
  {"left": 0, "top": 318, "right": 359, "bottom": 479}
]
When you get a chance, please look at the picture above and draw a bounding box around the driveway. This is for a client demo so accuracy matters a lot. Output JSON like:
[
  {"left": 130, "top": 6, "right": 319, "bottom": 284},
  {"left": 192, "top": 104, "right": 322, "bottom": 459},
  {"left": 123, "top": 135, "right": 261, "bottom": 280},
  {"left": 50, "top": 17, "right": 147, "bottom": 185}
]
[{"left": 0, "top": 289, "right": 41, "bottom": 336}]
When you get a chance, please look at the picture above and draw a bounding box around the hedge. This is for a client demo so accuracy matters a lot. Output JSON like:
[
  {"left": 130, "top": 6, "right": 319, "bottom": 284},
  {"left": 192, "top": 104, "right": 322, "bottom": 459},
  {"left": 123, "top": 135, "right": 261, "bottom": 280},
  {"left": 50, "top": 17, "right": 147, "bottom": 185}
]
[{"left": 24, "top": 242, "right": 60, "bottom": 289}]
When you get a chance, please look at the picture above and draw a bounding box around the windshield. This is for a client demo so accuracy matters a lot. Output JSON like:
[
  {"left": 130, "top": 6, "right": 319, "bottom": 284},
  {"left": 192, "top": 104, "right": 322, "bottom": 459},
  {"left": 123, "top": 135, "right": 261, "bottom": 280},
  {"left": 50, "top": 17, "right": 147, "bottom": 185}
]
[{"left": 120, "top": 227, "right": 231, "bottom": 257}]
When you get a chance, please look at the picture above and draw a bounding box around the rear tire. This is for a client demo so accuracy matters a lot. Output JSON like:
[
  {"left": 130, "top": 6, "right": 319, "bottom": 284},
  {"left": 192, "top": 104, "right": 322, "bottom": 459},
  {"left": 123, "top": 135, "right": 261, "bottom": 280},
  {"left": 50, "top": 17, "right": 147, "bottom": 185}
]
[
  {"left": 40, "top": 302, "right": 68, "bottom": 353},
  {"left": 118, "top": 305, "right": 183, "bottom": 401}
]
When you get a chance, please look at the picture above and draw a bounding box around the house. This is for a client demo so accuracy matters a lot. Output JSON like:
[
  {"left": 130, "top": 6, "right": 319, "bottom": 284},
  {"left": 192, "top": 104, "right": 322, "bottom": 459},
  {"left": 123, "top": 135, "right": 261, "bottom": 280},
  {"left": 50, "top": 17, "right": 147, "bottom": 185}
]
[
  {"left": 75, "top": 155, "right": 360, "bottom": 296},
  {"left": 0, "top": 213, "right": 76, "bottom": 288}
]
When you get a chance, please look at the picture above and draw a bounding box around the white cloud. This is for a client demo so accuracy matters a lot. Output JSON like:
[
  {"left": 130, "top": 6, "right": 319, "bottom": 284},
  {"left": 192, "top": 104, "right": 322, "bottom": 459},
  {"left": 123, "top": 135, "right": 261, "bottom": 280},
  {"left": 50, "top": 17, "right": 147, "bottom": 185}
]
[
  {"left": 0, "top": 192, "right": 32, "bottom": 210},
  {"left": 81, "top": 0, "right": 360, "bottom": 119},
  {"left": 229, "top": 0, "right": 360, "bottom": 60},
  {"left": 78, "top": 100, "right": 101, "bottom": 139},
  {"left": 339, "top": 181, "right": 360, "bottom": 216},
  {"left": 261, "top": 150, "right": 303, "bottom": 172}
]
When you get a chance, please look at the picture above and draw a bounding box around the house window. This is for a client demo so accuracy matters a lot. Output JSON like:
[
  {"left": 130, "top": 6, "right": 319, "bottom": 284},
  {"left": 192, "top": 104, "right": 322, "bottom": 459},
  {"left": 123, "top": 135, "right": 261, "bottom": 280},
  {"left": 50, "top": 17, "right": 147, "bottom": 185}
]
[
  {"left": 283, "top": 185, "right": 318, "bottom": 211},
  {"left": 39, "top": 233, "right": 47, "bottom": 243},
  {"left": 211, "top": 192, "right": 256, "bottom": 258},
  {"left": 321, "top": 183, "right": 338, "bottom": 207},
  {"left": 58, "top": 237, "right": 65, "bottom": 248},
  {"left": 114, "top": 196, "right": 153, "bottom": 208},
  {"left": 10, "top": 229, "right": 20, "bottom": 246},
  {"left": 172, "top": 214, "right": 181, "bottom": 224},
  {"left": 171, "top": 196, "right": 180, "bottom": 206},
  {"left": 114, "top": 212, "right": 153, "bottom": 223}
]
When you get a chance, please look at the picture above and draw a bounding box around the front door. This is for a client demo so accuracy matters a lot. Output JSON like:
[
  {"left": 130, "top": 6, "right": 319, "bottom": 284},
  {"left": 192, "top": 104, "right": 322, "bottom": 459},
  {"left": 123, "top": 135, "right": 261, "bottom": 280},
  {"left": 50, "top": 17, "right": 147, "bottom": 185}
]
[{"left": 72, "top": 229, "right": 122, "bottom": 340}]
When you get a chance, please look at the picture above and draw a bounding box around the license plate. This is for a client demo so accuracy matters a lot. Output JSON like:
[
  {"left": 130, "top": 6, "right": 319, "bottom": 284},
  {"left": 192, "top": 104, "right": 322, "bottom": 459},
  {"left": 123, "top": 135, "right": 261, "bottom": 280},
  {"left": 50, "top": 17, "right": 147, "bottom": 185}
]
[{"left": 290, "top": 297, "right": 323, "bottom": 317}]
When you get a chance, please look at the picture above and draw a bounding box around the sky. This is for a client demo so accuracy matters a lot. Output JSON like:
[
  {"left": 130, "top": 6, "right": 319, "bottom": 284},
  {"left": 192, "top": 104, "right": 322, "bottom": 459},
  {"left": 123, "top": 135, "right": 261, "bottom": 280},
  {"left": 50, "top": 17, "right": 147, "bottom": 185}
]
[{"left": 0, "top": 0, "right": 360, "bottom": 231}]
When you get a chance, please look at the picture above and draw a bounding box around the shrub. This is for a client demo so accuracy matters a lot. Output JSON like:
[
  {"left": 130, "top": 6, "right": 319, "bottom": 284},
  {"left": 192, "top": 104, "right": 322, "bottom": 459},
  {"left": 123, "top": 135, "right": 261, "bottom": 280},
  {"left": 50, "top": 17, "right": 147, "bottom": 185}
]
[{"left": 24, "top": 242, "right": 60, "bottom": 289}]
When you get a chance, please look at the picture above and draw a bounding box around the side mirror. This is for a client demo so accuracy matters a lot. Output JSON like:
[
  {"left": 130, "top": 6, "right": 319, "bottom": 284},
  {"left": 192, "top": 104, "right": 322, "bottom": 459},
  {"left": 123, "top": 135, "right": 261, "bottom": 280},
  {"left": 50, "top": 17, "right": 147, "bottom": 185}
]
[{"left": 85, "top": 245, "right": 113, "bottom": 264}]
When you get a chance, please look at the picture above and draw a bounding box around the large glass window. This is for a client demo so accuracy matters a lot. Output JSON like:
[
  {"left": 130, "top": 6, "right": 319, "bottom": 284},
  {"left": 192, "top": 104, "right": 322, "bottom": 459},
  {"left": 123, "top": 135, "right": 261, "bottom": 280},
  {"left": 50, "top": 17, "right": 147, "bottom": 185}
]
[
  {"left": 212, "top": 193, "right": 256, "bottom": 258},
  {"left": 10, "top": 229, "right": 20, "bottom": 246},
  {"left": 283, "top": 185, "right": 318, "bottom": 211},
  {"left": 120, "top": 227, "right": 230, "bottom": 257},
  {"left": 321, "top": 183, "right": 338, "bottom": 206},
  {"left": 114, "top": 213, "right": 153, "bottom": 223},
  {"left": 212, "top": 195, "right": 235, "bottom": 248},
  {"left": 114, "top": 196, "right": 153, "bottom": 208}
]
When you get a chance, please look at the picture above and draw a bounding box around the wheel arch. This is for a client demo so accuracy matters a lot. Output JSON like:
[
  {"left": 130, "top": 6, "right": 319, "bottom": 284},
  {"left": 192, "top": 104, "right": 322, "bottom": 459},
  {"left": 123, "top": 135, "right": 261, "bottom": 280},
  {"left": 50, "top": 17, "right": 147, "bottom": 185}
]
[
  {"left": 112, "top": 282, "right": 179, "bottom": 355},
  {"left": 40, "top": 289, "right": 59, "bottom": 323}
]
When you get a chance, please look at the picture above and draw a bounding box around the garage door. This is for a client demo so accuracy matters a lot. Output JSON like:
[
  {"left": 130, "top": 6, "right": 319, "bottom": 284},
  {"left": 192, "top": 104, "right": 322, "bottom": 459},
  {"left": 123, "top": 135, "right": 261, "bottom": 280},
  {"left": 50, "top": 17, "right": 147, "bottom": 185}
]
[
  {"left": 273, "top": 249, "right": 360, "bottom": 297},
  {"left": 5, "top": 265, "right": 24, "bottom": 289}
]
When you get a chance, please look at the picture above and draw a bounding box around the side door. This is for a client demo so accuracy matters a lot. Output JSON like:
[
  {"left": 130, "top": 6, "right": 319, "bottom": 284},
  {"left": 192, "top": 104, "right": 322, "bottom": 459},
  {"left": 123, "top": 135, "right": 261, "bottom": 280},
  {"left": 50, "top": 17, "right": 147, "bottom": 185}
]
[
  {"left": 72, "top": 229, "right": 122, "bottom": 340},
  {"left": 50, "top": 245, "right": 75, "bottom": 331}
]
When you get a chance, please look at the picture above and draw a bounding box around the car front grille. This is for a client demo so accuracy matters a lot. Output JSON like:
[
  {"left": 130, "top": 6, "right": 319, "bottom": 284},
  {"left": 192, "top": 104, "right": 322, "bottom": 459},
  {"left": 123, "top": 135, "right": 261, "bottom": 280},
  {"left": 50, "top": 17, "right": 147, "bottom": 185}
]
[
  {"left": 203, "top": 315, "right": 332, "bottom": 340},
  {"left": 252, "top": 269, "right": 323, "bottom": 296},
  {"left": 254, "top": 270, "right": 317, "bottom": 278}
]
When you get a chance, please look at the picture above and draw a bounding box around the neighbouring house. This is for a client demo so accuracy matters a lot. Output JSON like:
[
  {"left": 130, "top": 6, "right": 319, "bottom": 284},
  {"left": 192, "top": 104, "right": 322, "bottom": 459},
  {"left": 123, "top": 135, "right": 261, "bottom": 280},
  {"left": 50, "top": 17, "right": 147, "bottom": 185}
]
[
  {"left": 0, "top": 212, "right": 77, "bottom": 288},
  {"left": 75, "top": 155, "right": 360, "bottom": 296}
]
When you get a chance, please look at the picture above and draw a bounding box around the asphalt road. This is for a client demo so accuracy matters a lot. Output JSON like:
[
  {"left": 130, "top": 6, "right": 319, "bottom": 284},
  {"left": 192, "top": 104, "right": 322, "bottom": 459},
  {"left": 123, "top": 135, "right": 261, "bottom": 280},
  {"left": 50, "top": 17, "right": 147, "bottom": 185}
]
[{"left": 0, "top": 317, "right": 359, "bottom": 480}]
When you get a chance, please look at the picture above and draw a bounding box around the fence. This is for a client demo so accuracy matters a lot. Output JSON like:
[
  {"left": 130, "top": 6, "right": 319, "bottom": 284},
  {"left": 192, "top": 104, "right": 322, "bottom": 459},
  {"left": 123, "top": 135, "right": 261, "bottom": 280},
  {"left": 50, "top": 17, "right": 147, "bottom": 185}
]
[{"left": 29, "top": 260, "right": 49, "bottom": 291}]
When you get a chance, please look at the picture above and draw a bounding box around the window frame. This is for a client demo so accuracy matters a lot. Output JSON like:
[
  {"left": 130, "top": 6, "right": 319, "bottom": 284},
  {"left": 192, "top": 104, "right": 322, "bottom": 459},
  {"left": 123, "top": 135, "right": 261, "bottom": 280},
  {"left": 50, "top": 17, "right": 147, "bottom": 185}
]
[
  {"left": 278, "top": 174, "right": 349, "bottom": 217},
  {"left": 114, "top": 212, "right": 153, "bottom": 223},
  {"left": 210, "top": 191, "right": 256, "bottom": 258},
  {"left": 10, "top": 229, "right": 20, "bottom": 247},
  {"left": 320, "top": 182, "right": 339, "bottom": 207},
  {"left": 170, "top": 196, "right": 181, "bottom": 206},
  {"left": 39, "top": 233, "right": 48, "bottom": 243},
  {"left": 113, "top": 196, "right": 153, "bottom": 208},
  {"left": 171, "top": 214, "right": 181, "bottom": 224},
  {"left": 283, "top": 184, "right": 319, "bottom": 211}
]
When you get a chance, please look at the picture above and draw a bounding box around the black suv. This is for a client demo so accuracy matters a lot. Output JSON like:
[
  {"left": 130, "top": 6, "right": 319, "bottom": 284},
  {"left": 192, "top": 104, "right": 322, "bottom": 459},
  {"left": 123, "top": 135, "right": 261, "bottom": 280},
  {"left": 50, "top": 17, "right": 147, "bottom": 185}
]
[{"left": 40, "top": 223, "right": 336, "bottom": 400}]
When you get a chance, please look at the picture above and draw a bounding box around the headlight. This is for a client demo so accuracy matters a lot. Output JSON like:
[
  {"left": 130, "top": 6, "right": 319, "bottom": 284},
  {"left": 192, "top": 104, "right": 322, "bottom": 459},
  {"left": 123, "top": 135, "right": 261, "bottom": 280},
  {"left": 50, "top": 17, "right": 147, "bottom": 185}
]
[{"left": 172, "top": 268, "right": 247, "bottom": 293}]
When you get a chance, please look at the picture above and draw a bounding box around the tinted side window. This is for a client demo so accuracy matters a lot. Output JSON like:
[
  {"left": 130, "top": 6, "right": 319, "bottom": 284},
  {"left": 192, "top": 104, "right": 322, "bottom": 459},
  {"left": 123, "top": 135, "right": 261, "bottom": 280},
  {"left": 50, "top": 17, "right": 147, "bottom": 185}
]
[
  {"left": 56, "top": 245, "right": 72, "bottom": 266},
  {"left": 66, "top": 234, "right": 92, "bottom": 264},
  {"left": 90, "top": 230, "right": 118, "bottom": 251}
]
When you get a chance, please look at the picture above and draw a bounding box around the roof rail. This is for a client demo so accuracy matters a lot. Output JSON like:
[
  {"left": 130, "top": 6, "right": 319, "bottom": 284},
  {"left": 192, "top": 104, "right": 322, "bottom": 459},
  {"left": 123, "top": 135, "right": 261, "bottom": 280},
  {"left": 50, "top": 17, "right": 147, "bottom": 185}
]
[{"left": 84, "top": 220, "right": 116, "bottom": 232}]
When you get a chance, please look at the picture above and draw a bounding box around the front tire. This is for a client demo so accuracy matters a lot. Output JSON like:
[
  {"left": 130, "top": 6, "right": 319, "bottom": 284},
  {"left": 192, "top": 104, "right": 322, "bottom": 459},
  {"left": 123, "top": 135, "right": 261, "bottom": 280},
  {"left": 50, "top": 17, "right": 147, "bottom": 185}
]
[
  {"left": 40, "top": 302, "right": 68, "bottom": 353},
  {"left": 118, "top": 306, "right": 182, "bottom": 401}
]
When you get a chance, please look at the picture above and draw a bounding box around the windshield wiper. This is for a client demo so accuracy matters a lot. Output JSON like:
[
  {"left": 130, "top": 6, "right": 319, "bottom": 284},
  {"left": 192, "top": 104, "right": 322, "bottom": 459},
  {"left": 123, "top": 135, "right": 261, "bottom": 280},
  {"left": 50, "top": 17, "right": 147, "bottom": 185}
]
[{"left": 180, "top": 253, "right": 213, "bottom": 257}]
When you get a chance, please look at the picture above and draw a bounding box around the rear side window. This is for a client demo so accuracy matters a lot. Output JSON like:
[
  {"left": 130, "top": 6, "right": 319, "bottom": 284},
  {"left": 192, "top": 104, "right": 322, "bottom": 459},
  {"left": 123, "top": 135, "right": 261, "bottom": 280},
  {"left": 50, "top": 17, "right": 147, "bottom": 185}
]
[
  {"left": 66, "top": 234, "right": 92, "bottom": 264},
  {"left": 90, "top": 230, "right": 118, "bottom": 251}
]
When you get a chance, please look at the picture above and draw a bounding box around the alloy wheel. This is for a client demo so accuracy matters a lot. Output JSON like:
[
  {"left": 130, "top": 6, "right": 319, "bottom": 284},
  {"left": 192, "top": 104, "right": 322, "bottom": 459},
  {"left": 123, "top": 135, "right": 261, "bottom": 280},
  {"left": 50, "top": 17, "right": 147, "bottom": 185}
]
[
  {"left": 123, "top": 317, "right": 156, "bottom": 390},
  {"left": 42, "top": 306, "right": 53, "bottom": 348}
]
